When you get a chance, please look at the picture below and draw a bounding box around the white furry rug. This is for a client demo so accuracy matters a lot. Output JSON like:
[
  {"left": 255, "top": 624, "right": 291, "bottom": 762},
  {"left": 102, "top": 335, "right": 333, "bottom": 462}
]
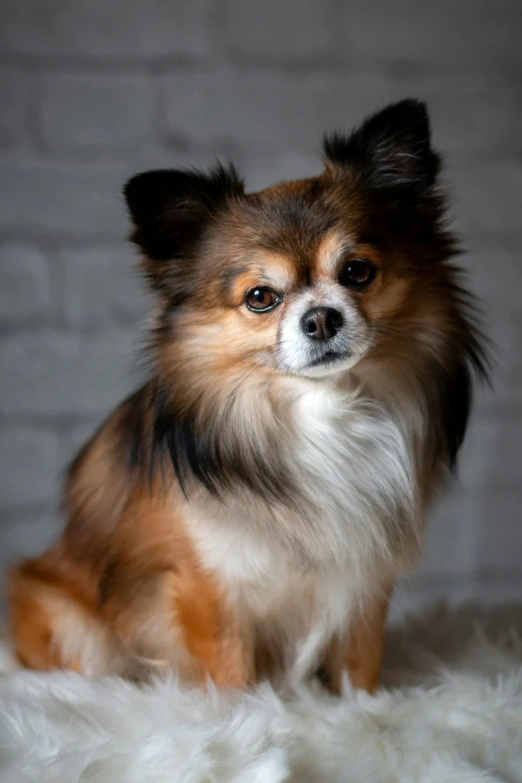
[{"left": 1, "top": 604, "right": 522, "bottom": 782}]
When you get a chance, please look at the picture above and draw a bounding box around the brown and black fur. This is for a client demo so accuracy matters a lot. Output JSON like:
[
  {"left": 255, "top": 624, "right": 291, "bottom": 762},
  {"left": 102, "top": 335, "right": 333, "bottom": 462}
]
[{"left": 7, "top": 100, "right": 487, "bottom": 692}]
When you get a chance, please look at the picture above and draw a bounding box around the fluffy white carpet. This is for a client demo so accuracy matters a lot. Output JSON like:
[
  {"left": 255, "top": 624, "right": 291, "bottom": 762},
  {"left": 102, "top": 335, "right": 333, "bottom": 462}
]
[{"left": 1, "top": 603, "right": 522, "bottom": 782}]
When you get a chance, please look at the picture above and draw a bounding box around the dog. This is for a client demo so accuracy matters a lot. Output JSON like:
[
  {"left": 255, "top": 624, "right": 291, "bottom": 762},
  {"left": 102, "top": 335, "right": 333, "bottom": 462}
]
[{"left": 7, "top": 99, "right": 487, "bottom": 694}]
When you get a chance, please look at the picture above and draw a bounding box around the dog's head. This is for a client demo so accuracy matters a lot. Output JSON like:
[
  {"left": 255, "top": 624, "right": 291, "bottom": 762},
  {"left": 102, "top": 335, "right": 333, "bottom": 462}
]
[{"left": 126, "top": 100, "right": 457, "bottom": 381}]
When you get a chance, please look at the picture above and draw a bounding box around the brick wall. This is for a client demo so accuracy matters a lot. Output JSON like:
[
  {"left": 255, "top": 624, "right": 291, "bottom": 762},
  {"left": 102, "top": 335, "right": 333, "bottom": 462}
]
[{"left": 1, "top": 0, "right": 521, "bottom": 617}]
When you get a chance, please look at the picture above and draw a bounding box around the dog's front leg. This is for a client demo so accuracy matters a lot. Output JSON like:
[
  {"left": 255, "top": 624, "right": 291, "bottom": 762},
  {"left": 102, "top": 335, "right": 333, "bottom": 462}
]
[{"left": 320, "top": 586, "right": 392, "bottom": 695}]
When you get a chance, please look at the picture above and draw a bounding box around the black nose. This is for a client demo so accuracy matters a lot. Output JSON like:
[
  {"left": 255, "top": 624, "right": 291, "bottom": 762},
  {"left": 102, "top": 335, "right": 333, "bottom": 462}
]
[{"left": 300, "top": 307, "right": 344, "bottom": 341}]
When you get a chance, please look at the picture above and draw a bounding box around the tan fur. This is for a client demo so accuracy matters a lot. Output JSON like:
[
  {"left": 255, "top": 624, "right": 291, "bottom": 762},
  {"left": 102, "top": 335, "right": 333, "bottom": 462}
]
[
  {"left": 9, "top": 469, "right": 254, "bottom": 687},
  {"left": 322, "top": 588, "right": 392, "bottom": 694}
]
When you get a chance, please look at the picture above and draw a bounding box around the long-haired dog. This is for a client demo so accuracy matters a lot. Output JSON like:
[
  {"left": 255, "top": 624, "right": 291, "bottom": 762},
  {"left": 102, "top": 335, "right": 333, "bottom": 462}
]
[{"left": 7, "top": 100, "right": 487, "bottom": 693}]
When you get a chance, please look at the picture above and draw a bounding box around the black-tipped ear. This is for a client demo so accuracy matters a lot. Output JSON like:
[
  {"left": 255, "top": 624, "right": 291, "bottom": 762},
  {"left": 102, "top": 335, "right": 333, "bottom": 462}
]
[
  {"left": 323, "top": 99, "right": 440, "bottom": 194},
  {"left": 124, "top": 163, "right": 244, "bottom": 262}
]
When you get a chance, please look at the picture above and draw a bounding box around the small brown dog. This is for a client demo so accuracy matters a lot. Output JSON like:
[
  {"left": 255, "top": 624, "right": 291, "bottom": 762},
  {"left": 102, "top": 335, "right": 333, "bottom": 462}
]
[{"left": 7, "top": 100, "right": 487, "bottom": 693}]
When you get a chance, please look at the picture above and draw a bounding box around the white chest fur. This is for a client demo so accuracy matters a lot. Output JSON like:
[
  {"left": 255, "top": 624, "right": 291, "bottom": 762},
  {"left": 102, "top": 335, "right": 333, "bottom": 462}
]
[
  {"left": 290, "top": 380, "right": 417, "bottom": 564},
  {"left": 187, "top": 377, "right": 419, "bottom": 680}
]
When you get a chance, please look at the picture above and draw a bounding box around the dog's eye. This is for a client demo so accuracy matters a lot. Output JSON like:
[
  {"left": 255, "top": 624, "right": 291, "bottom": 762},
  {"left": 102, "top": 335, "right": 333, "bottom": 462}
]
[
  {"left": 339, "top": 259, "right": 376, "bottom": 289},
  {"left": 245, "top": 287, "right": 281, "bottom": 313}
]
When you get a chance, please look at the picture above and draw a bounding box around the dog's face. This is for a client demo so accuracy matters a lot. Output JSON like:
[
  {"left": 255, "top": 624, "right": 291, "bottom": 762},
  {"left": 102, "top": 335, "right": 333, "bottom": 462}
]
[
  {"left": 125, "top": 100, "right": 452, "bottom": 387},
  {"left": 221, "top": 232, "right": 377, "bottom": 380}
]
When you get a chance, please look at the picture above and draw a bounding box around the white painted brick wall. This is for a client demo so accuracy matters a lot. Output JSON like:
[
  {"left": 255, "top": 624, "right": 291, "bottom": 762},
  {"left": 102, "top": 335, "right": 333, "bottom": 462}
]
[
  {"left": 0, "top": 426, "right": 62, "bottom": 509},
  {"left": 58, "top": 244, "right": 148, "bottom": 327},
  {"left": 224, "top": 0, "right": 336, "bottom": 60},
  {"left": 0, "top": 69, "right": 31, "bottom": 150},
  {"left": 0, "top": 160, "right": 130, "bottom": 237},
  {"left": 1, "top": 0, "right": 521, "bottom": 616},
  {"left": 0, "top": 244, "right": 54, "bottom": 325},
  {"left": 0, "top": 330, "right": 138, "bottom": 416},
  {"left": 0, "top": 0, "right": 217, "bottom": 59},
  {"left": 39, "top": 73, "right": 156, "bottom": 154}
]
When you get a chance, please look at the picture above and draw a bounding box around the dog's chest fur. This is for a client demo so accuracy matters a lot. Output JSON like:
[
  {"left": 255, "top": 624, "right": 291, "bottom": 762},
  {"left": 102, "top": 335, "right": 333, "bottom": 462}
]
[{"left": 185, "top": 377, "right": 421, "bottom": 679}]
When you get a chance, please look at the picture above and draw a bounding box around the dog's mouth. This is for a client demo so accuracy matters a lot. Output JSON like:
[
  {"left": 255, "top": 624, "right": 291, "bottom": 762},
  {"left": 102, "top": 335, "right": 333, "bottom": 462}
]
[{"left": 307, "top": 351, "right": 350, "bottom": 368}]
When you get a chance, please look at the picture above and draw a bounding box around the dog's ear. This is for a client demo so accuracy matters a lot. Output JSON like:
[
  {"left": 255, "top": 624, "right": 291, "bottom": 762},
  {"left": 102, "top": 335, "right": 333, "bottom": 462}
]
[
  {"left": 124, "top": 163, "right": 244, "bottom": 300},
  {"left": 124, "top": 164, "right": 244, "bottom": 261},
  {"left": 323, "top": 99, "right": 440, "bottom": 195}
]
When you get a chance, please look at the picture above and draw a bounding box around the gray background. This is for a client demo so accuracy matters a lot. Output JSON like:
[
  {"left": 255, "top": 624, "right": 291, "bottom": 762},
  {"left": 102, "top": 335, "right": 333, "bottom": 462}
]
[{"left": 0, "top": 0, "right": 521, "bottom": 619}]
